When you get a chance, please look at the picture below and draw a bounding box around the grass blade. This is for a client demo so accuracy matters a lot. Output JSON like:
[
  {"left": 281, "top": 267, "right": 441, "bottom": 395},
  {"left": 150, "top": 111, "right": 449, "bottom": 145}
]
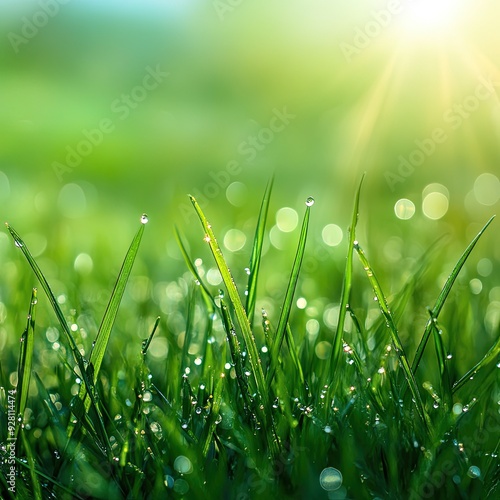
[
  {"left": 245, "top": 176, "right": 274, "bottom": 323},
  {"left": 69, "top": 217, "right": 145, "bottom": 445},
  {"left": 452, "top": 332, "right": 500, "bottom": 394},
  {"left": 411, "top": 216, "right": 495, "bottom": 374},
  {"left": 20, "top": 430, "right": 42, "bottom": 500},
  {"left": 142, "top": 316, "right": 161, "bottom": 356},
  {"left": 189, "top": 196, "right": 265, "bottom": 402},
  {"left": 189, "top": 196, "right": 280, "bottom": 455},
  {"left": 327, "top": 174, "right": 365, "bottom": 386},
  {"left": 267, "top": 200, "right": 311, "bottom": 385},
  {"left": 15, "top": 288, "right": 37, "bottom": 439},
  {"left": 5, "top": 223, "right": 85, "bottom": 368},
  {"left": 428, "top": 308, "right": 452, "bottom": 408},
  {"left": 220, "top": 301, "right": 252, "bottom": 409},
  {"left": 355, "top": 241, "right": 432, "bottom": 434},
  {"left": 5, "top": 223, "right": 107, "bottom": 449},
  {"left": 175, "top": 226, "right": 216, "bottom": 311},
  {"left": 87, "top": 219, "right": 146, "bottom": 387}
]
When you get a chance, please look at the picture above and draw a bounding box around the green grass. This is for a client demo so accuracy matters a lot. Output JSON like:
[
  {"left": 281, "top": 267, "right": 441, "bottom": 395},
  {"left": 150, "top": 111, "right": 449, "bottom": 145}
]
[{"left": 1, "top": 180, "right": 499, "bottom": 499}]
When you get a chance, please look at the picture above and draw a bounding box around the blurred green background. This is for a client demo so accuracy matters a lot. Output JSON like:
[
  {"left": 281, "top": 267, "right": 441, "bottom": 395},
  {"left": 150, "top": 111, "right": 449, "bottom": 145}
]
[{"left": 1, "top": 0, "right": 499, "bottom": 360}]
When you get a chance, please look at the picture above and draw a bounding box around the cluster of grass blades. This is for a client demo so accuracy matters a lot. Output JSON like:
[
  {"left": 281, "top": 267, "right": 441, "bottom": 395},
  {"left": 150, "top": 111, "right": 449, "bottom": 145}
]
[{"left": 1, "top": 178, "right": 499, "bottom": 499}]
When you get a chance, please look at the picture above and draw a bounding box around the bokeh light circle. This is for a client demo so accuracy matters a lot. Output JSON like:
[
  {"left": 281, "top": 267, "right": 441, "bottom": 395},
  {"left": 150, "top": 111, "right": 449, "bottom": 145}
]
[
  {"left": 322, "top": 224, "right": 343, "bottom": 246},
  {"left": 394, "top": 199, "right": 415, "bottom": 220},
  {"left": 276, "top": 207, "right": 298, "bottom": 232},
  {"left": 422, "top": 187, "right": 449, "bottom": 220},
  {"left": 474, "top": 173, "right": 500, "bottom": 206}
]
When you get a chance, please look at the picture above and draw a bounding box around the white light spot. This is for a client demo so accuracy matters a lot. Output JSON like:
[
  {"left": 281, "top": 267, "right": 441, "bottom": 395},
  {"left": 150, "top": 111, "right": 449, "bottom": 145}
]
[
  {"left": 147, "top": 337, "right": 169, "bottom": 360},
  {"left": 276, "top": 207, "right": 298, "bottom": 232},
  {"left": 469, "top": 278, "right": 483, "bottom": 295},
  {"left": 74, "top": 253, "right": 93, "bottom": 275},
  {"left": 306, "top": 319, "right": 320, "bottom": 338},
  {"left": 399, "top": 0, "right": 460, "bottom": 37},
  {"left": 206, "top": 268, "right": 222, "bottom": 286},
  {"left": 477, "top": 258, "right": 493, "bottom": 277},
  {"left": 474, "top": 173, "right": 500, "bottom": 206},
  {"left": 296, "top": 297, "right": 307, "bottom": 309},
  {"left": 322, "top": 224, "right": 343, "bottom": 246},
  {"left": 224, "top": 229, "right": 246, "bottom": 252},
  {"left": 394, "top": 199, "right": 415, "bottom": 220},
  {"left": 226, "top": 182, "right": 248, "bottom": 207},
  {"left": 422, "top": 192, "right": 448, "bottom": 220}
]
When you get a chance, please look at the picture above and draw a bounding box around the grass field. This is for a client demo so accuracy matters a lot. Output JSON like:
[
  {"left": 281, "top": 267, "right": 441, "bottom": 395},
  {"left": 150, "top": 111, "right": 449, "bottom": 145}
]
[{"left": 0, "top": 178, "right": 498, "bottom": 499}]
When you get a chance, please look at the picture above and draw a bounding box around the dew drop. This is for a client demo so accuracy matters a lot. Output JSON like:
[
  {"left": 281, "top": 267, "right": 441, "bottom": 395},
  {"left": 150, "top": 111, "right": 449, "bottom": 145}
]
[
  {"left": 467, "top": 465, "right": 481, "bottom": 479},
  {"left": 305, "top": 196, "right": 315, "bottom": 207},
  {"left": 140, "top": 214, "right": 149, "bottom": 224},
  {"left": 319, "top": 467, "right": 343, "bottom": 491},
  {"left": 174, "top": 455, "right": 193, "bottom": 474}
]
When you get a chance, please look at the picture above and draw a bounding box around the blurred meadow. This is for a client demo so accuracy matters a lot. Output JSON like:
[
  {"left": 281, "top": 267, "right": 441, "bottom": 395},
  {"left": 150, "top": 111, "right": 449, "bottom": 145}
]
[
  {"left": 0, "top": 1, "right": 499, "bottom": 497},
  {"left": 1, "top": 0, "right": 500, "bottom": 337}
]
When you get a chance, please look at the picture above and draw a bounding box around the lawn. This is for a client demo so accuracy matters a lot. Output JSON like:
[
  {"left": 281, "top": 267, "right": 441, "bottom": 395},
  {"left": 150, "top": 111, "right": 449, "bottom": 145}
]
[{"left": 1, "top": 177, "right": 498, "bottom": 499}]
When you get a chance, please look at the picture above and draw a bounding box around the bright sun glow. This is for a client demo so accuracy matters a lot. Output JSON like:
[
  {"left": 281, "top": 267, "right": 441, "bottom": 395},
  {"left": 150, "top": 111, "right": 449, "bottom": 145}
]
[{"left": 400, "top": 0, "right": 460, "bottom": 37}]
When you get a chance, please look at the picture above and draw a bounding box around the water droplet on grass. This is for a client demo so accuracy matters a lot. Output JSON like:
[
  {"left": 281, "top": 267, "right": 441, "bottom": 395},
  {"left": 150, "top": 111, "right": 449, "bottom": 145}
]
[
  {"left": 174, "top": 455, "right": 193, "bottom": 474},
  {"left": 319, "top": 467, "right": 342, "bottom": 491},
  {"left": 140, "top": 214, "right": 149, "bottom": 224},
  {"left": 305, "top": 197, "right": 315, "bottom": 206},
  {"left": 467, "top": 466, "right": 481, "bottom": 478}
]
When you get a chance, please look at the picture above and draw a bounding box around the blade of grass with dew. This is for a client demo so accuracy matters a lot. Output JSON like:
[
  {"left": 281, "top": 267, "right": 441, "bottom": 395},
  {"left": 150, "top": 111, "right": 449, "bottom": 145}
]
[
  {"left": 6, "top": 224, "right": 89, "bottom": 377},
  {"left": 260, "top": 314, "right": 302, "bottom": 429},
  {"left": 245, "top": 176, "right": 274, "bottom": 323},
  {"left": 326, "top": 174, "right": 365, "bottom": 387},
  {"left": 15, "top": 288, "right": 37, "bottom": 440},
  {"left": 411, "top": 216, "right": 495, "bottom": 375},
  {"left": 181, "top": 284, "right": 197, "bottom": 374},
  {"left": 189, "top": 195, "right": 280, "bottom": 455},
  {"left": 285, "top": 323, "right": 306, "bottom": 394},
  {"left": 81, "top": 218, "right": 146, "bottom": 405},
  {"left": 175, "top": 227, "right": 218, "bottom": 381},
  {"left": 220, "top": 301, "right": 252, "bottom": 410},
  {"left": 13, "top": 457, "right": 87, "bottom": 500},
  {"left": 428, "top": 308, "right": 453, "bottom": 409},
  {"left": 452, "top": 332, "right": 500, "bottom": 394},
  {"left": 355, "top": 241, "right": 432, "bottom": 434},
  {"left": 267, "top": 199, "right": 311, "bottom": 385},
  {"left": 201, "top": 371, "right": 225, "bottom": 457},
  {"left": 5, "top": 223, "right": 110, "bottom": 454},
  {"left": 175, "top": 226, "right": 217, "bottom": 311},
  {"left": 33, "top": 373, "right": 67, "bottom": 451},
  {"left": 142, "top": 316, "right": 161, "bottom": 356},
  {"left": 20, "top": 428, "right": 42, "bottom": 500}
]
